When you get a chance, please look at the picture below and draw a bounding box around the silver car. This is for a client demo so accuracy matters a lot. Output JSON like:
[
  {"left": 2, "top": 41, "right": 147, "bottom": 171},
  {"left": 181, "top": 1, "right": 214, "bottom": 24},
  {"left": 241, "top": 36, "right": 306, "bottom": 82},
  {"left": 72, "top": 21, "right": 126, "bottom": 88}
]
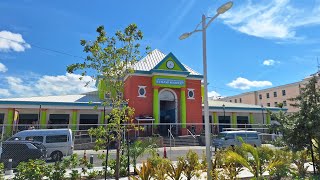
[
  {"left": 8, "top": 129, "right": 73, "bottom": 161},
  {"left": 213, "top": 131, "right": 261, "bottom": 148}
]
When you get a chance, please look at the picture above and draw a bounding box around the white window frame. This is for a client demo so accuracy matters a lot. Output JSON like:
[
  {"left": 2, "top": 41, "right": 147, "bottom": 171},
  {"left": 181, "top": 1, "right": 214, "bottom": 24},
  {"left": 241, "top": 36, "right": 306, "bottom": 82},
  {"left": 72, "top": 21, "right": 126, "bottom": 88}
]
[
  {"left": 187, "top": 88, "right": 195, "bottom": 99},
  {"left": 138, "top": 86, "right": 146, "bottom": 97}
]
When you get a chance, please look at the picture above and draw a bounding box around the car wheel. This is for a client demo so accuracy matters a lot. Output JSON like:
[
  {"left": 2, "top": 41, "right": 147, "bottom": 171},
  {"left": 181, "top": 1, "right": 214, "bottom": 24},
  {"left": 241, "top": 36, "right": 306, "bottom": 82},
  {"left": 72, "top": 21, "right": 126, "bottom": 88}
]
[{"left": 51, "top": 151, "right": 63, "bottom": 162}]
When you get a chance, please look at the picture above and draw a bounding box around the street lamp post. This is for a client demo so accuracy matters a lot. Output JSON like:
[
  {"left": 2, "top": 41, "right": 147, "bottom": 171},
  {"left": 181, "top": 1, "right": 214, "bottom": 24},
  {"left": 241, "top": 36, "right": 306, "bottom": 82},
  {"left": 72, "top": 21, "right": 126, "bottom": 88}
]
[
  {"left": 261, "top": 104, "right": 265, "bottom": 133},
  {"left": 179, "top": 2, "right": 233, "bottom": 179},
  {"left": 222, "top": 104, "right": 226, "bottom": 121},
  {"left": 261, "top": 104, "right": 265, "bottom": 124}
]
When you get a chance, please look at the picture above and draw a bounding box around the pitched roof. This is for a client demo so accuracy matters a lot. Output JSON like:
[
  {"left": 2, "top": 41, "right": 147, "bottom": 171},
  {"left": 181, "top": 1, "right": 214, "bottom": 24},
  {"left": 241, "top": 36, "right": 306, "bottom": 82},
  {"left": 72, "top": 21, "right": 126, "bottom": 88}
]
[
  {"left": 0, "top": 91, "right": 101, "bottom": 103},
  {"left": 133, "top": 49, "right": 201, "bottom": 75}
]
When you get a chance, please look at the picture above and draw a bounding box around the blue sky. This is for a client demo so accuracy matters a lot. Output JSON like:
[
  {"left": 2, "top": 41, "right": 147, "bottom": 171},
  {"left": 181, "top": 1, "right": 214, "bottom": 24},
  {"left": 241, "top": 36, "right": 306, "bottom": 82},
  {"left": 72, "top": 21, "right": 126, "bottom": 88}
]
[{"left": 0, "top": 0, "right": 320, "bottom": 98}]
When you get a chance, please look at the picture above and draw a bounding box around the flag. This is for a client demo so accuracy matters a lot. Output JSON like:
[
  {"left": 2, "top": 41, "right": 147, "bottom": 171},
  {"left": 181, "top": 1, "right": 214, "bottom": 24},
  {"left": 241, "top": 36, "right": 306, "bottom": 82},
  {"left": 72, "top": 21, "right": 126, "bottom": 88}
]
[
  {"left": 14, "top": 109, "right": 19, "bottom": 123},
  {"left": 13, "top": 109, "right": 19, "bottom": 132}
]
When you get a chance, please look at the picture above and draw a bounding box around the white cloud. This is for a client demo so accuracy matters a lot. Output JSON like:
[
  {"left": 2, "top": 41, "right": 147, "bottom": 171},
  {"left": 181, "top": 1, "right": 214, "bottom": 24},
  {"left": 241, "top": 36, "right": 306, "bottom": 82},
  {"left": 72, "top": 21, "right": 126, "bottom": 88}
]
[
  {"left": 0, "top": 31, "right": 31, "bottom": 52},
  {"left": 6, "top": 76, "right": 36, "bottom": 97},
  {"left": 263, "top": 59, "right": 280, "bottom": 66},
  {"left": 219, "top": 0, "right": 320, "bottom": 40},
  {"left": 0, "top": 88, "right": 10, "bottom": 97},
  {"left": 1, "top": 73, "right": 96, "bottom": 98},
  {"left": 208, "top": 91, "right": 223, "bottom": 100},
  {"left": 0, "top": 63, "right": 7, "bottom": 72},
  {"left": 36, "top": 73, "right": 96, "bottom": 96},
  {"left": 227, "top": 77, "right": 272, "bottom": 90}
]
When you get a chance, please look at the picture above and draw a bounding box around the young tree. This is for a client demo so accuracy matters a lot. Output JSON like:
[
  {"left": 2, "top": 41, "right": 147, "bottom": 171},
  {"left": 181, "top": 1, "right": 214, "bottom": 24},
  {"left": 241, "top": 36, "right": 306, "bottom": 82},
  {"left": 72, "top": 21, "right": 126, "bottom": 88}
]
[
  {"left": 273, "top": 75, "right": 320, "bottom": 173},
  {"left": 67, "top": 24, "right": 149, "bottom": 179}
]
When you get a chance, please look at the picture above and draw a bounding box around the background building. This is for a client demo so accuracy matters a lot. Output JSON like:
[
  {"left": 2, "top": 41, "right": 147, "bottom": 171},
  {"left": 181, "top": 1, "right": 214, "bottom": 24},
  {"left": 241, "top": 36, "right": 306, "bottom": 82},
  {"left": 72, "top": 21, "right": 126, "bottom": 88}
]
[{"left": 219, "top": 74, "right": 319, "bottom": 112}]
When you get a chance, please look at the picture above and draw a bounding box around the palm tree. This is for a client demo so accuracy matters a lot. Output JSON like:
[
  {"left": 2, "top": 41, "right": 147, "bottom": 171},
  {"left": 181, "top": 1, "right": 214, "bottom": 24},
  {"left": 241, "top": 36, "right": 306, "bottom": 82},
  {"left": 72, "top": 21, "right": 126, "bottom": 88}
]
[
  {"left": 225, "top": 142, "right": 270, "bottom": 179},
  {"left": 129, "top": 138, "right": 157, "bottom": 174}
]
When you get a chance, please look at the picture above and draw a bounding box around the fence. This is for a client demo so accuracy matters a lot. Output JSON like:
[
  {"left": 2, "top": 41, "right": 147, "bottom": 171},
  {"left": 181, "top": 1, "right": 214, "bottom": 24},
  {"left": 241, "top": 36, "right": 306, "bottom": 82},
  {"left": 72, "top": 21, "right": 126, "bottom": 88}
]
[
  {"left": 0, "top": 123, "right": 282, "bottom": 178},
  {"left": 0, "top": 122, "right": 279, "bottom": 146}
]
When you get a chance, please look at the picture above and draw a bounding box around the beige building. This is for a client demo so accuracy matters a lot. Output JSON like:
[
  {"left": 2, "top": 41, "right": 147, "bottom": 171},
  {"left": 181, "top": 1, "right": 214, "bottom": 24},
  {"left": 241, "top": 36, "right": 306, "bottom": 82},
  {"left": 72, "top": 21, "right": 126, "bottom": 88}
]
[{"left": 220, "top": 74, "right": 319, "bottom": 113}]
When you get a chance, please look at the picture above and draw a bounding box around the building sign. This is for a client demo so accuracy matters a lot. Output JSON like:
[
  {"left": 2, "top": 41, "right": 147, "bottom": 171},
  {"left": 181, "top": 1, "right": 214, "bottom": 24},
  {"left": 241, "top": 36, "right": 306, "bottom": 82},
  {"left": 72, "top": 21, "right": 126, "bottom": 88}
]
[
  {"left": 155, "top": 78, "right": 185, "bottom": 86},
  {"left": 152, "top": 76, "right": 186, "bottom": 88}
]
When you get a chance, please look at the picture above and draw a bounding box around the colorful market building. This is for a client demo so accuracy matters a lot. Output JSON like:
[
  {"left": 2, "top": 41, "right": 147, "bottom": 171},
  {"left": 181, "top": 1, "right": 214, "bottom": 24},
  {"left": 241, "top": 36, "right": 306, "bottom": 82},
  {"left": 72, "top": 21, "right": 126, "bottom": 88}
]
[{"left": 0, "top": 49, "right": 284, "bottom": 136}]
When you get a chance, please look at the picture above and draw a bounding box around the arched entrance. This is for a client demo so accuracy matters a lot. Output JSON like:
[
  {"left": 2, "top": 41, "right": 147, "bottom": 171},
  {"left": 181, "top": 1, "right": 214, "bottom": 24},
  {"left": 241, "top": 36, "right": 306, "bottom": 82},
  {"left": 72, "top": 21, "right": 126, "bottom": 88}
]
[{"left": 159, "top": 89, "right": 178, "bottom": 136}]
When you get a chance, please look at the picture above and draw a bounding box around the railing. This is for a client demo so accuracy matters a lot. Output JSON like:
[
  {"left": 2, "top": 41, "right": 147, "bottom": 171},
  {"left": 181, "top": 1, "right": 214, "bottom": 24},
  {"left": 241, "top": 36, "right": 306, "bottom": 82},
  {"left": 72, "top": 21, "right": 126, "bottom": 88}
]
[
  {"left": 187, "top": 128, "right": 197, "bottom": 146},
  {"left": 167, "top": 128, "right": 175, "bottom": 147},
  {"left": 167, "top": 128, "right": 175, "bottom": 159},
  {"left": 187, "top": 128, "right": 196, "bottom": 139}
]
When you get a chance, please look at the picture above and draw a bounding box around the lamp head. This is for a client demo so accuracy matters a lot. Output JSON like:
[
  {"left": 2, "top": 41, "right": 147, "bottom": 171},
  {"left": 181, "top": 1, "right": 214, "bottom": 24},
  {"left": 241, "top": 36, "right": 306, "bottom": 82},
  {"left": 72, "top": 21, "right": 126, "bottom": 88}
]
[
  {"left": 217, "top": 1, "right": 233, "bottom": 14},
  {"left": 179, "top": 32, "right": 191, "bottom": 40}
]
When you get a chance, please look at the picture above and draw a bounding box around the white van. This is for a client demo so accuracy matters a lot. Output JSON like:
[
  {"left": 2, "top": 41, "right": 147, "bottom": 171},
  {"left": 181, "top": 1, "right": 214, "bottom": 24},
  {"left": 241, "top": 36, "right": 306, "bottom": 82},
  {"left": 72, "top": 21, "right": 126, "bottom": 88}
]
[
  {"left": 7, "top": 129, "right": 73, "bottom": 161},
  {"left": 213, "top": 131, "right": 261, "bottom": 148}
]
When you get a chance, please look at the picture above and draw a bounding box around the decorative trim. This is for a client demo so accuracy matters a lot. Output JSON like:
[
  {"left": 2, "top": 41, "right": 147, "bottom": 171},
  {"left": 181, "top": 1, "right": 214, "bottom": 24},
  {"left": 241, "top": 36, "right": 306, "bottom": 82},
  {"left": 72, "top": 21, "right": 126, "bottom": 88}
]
[
  {"left": 132, "top": 70, "right": 203, "bottom": 79},
  {"left": 153, "top": 52, "right": 188, "bottom": 72}
]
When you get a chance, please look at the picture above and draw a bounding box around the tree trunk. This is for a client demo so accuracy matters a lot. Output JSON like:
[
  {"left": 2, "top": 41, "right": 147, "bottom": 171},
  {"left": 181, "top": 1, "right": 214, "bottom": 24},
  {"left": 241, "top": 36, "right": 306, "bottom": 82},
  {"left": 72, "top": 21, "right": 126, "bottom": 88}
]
[
  {"left": 310, "top": 135, "right": 316, "bottom": 175},
  {"left": 115, "top": 139, "right": 120, "bottom": 180}
]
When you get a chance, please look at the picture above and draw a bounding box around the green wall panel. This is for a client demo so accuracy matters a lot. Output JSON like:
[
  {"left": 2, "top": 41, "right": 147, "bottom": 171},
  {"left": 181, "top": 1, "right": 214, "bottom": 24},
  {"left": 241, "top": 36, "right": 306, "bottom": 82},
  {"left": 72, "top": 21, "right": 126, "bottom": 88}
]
[
  {"left": 180, "top": 89, "right": 186, "bottom": 128},
  {"left": 40, "top": 110, "right": 47, "bottom": 129},
  {"left": 213, "top": 112, "right": 218, "bottom": 124},
  {"left": 266, "top": 112, "right": 271, "bottom": 124},
  {"left": 153, "top": 88, "right": 159, "bottom": 125},
  {"left": 100, "top": 111, "right": 105, "bottom": 124},
  {"left": 6, "top": 109, "right": 14, "bottom": 136},
  {"left": 231, "top": 112, "right": 237, "bottom": 128},
  {"left": 71, "top": 110, "right": 77, "bottom": 130},
  {"left": 249, "top": 113, "right": 254, "bottom": 124}
]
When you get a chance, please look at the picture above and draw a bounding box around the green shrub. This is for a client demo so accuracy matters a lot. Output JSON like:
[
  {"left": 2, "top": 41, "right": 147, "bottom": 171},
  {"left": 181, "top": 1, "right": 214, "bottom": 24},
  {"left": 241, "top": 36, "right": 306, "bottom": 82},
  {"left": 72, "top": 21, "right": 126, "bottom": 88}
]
[
  {"left": 0, "top": 163, "right": 4, "bottom": 180},
  {"left": 292, "top": 149, "right": 310, "bottom": 178},
  {"left": 267, "top": 149, "right": 292, "bottom": 179},
  {"left": 108, "top": 154, "right": 128, "bottom": 177},
  {"left": 167, "top": 159, "right": 184, "bottom": 180},
  {"left": 131, "top": 161, "right": 153, "bottom": 180},
  {"left": 181, "top": 150, "right": 202, "bottom": 180},
  {"left": 13, "top": 159, "right": 50, "bottom": 180}
]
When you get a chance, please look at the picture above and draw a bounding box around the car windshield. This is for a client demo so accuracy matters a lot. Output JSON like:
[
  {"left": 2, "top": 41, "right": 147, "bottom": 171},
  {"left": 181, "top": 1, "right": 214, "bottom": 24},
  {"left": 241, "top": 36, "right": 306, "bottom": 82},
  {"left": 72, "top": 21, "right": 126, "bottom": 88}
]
[
  {"left": 217, "top": 133, "right": 226, "bottom": 139},
  {"left": 32, "top": 142, "right": 46, "bottom": 150}
]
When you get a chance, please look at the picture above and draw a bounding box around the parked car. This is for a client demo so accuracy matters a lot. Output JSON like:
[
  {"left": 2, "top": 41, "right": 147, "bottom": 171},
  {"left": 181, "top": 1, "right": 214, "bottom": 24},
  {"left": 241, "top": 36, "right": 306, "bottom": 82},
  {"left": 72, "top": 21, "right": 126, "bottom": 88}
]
[
  {"left": 7, "top": 129, "right": 73, "bottom": 161},
  {"left": 213, "top": 131, "right": 262, "bottom": 148},
  {"left": 0, "top": 141, "right": 46, "bottom": 168}
]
